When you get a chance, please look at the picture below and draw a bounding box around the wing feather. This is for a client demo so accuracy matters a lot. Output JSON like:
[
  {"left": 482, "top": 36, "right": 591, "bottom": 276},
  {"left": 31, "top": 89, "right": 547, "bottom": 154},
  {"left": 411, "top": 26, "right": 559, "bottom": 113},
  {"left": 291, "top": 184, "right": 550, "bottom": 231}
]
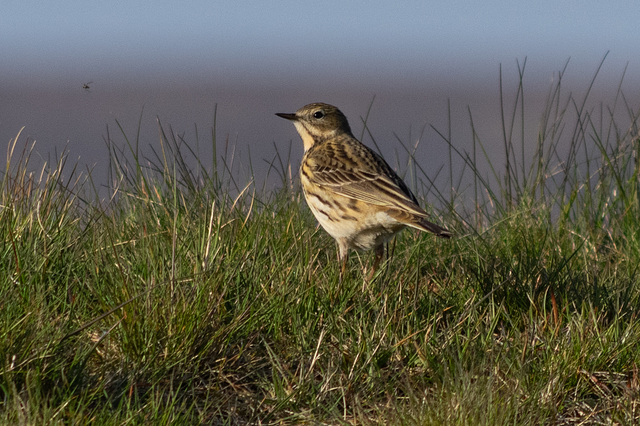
[{"left": 305, "top": 138, "right": 427, "bottom": 217}]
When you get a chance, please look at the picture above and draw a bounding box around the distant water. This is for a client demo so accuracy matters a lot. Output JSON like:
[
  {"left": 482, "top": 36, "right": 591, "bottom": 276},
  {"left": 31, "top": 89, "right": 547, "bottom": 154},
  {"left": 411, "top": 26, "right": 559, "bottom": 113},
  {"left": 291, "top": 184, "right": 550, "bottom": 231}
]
[{"left": 2, "top": 62, "right": 638, "bottom": 203}]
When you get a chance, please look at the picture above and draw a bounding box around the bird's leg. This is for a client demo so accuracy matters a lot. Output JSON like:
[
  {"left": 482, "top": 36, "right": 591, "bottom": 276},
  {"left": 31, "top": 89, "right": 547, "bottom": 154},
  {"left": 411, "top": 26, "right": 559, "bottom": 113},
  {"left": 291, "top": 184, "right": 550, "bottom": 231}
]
[
  {"left": 338, "top": 241, "right": 349, "bottom": 284},
  {"left": 367, "top": 244, "right": 385, "bottom": 282},
  {"left": 339, "top": 256, "right": 348, "bottom": 283}
]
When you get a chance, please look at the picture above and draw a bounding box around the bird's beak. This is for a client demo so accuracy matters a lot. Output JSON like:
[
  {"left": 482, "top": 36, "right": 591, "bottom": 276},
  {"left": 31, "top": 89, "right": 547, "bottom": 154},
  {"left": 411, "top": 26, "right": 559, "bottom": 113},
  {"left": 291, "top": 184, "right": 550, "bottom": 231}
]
[{"left": 275, "top": 112, "right": 297, "bottom": 121}]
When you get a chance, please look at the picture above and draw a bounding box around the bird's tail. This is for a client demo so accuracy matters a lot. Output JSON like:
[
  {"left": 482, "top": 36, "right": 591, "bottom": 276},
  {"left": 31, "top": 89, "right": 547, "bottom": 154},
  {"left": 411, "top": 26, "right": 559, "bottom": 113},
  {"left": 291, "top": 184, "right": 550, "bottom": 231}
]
[
  {"left": 388, "top": 209, "right": 452, "bottom": 238},
  {"left": 416, "top": 218, "right": 452, "bottom": 238}
]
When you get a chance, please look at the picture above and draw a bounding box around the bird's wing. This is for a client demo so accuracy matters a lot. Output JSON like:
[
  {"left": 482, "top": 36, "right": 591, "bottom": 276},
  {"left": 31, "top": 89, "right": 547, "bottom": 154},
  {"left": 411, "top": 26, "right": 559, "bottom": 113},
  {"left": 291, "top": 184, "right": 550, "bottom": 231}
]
[{"left": 306, "top": 140, "right": 427, "bottom": 217}]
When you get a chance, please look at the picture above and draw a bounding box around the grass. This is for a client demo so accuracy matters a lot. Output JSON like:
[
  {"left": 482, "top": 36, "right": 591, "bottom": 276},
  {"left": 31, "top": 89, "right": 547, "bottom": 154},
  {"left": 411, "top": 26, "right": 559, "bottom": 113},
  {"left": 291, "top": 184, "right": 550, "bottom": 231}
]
[{"left": 2, "top": 60, "right": 640, "bottom": 424}]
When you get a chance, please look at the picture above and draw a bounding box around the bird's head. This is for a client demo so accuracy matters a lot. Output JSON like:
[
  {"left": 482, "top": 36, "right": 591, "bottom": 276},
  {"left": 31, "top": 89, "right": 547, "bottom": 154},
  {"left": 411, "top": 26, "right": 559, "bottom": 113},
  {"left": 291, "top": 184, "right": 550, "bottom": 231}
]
[{"left": 276, "top": 103, "right": 352, "bottom": 151}]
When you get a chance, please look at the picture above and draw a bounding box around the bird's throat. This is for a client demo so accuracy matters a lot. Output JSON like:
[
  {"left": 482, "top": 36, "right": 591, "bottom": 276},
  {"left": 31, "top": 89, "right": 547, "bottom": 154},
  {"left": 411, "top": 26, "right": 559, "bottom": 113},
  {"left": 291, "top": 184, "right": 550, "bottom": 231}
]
[{"left": 293, "top": 121, "right": 317, "bottom": 152}]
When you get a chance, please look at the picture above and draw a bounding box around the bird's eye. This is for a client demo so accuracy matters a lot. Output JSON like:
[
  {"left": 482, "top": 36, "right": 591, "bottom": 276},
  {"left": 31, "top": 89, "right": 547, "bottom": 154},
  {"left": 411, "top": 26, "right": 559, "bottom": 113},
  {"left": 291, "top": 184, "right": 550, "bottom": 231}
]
[{"left": 313, "top": 110, "right": 324, "bottom": 119}]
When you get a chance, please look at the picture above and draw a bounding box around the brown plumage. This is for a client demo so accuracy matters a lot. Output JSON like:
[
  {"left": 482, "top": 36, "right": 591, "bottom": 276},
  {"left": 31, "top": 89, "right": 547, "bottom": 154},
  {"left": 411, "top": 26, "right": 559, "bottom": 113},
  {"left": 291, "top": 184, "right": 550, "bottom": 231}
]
[{"left": 276, "top": 102, "right": 450, "bottom": 278}]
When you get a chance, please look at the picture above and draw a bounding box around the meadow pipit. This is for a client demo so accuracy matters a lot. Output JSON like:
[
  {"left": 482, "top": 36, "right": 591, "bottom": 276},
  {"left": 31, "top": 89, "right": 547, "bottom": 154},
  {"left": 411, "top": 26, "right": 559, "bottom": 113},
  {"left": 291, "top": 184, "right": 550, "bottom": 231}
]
[{"left": 276, "top": 103, "right": 451, "bottom": 278}]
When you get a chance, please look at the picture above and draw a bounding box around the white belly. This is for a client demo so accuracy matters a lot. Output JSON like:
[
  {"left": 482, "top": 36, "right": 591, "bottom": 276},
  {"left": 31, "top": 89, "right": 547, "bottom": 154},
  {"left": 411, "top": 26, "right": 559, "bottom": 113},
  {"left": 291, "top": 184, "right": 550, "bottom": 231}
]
[{"left": 310, "top": 203, "right": 405, "bottom": 251}]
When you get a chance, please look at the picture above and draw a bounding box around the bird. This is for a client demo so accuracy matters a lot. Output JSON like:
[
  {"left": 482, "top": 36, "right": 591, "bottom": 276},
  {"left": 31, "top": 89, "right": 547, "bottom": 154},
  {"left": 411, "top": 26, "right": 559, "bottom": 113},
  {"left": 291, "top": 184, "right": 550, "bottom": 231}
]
[{"left": 276, "top": 102, "right": 451, "bottom": 279}]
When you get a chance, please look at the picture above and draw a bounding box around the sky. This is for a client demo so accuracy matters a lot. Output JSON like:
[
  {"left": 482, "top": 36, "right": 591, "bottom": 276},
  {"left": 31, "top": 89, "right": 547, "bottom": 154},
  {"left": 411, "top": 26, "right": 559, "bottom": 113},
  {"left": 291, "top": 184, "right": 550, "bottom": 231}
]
[
  {"left": 2, "top": 1, "right": 639, "bottom": 194},
  {"left": 4, "top": 1, "right": 639, "bottom": 82}
]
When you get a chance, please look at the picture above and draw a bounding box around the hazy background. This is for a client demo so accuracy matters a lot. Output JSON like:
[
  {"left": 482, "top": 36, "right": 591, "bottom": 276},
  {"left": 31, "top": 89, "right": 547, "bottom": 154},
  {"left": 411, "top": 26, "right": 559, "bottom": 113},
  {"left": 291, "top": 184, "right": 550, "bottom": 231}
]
[{"left": 2, "top": 1, "right": 639, "bottom": 196}]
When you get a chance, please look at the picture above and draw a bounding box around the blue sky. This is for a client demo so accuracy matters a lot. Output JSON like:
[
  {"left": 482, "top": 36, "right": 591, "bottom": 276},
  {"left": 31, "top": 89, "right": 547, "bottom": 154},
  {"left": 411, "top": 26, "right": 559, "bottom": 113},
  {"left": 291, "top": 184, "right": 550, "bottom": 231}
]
[{"left": 3, "top": 0, "right": 638, "bottom": 84}]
